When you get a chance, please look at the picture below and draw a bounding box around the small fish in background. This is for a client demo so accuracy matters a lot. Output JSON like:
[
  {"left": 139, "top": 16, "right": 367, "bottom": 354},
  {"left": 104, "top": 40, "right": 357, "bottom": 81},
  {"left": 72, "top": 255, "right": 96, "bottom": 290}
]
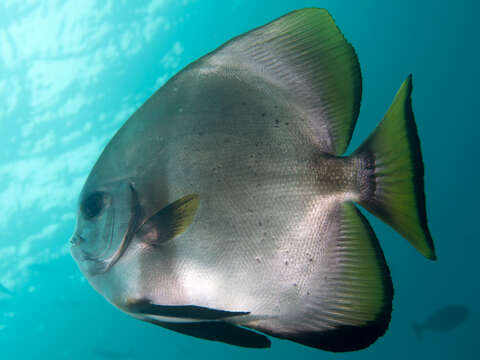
[
  {"left": 70, "top": 8, "right": 436, "bottom": 352},
  {"left": 413, "top": 305, "right": 469, "bottom": 338}
]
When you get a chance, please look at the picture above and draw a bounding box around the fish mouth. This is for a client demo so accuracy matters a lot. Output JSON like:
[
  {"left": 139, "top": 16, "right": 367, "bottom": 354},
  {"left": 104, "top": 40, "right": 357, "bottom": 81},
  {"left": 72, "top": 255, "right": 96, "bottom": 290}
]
[
  {"left": 70, "top": 236, "right": 110, "bottom": 275},
  {"left": 69, "top": 234, "right": 85, "bottom": 247},
  {"left": 69, "top": 234, "right": 101, "bottom": 262}
]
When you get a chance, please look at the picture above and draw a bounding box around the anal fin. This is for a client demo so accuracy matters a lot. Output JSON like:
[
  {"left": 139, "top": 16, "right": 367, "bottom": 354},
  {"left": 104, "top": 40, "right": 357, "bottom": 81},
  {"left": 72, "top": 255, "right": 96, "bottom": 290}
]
[{"left": 247, "top": 202, "right": 393, "bottom": 352}]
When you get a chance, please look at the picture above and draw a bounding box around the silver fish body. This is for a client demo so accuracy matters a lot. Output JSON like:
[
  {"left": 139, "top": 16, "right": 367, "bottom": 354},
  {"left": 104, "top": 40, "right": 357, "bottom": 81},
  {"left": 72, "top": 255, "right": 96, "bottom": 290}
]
[{"left": 71, "top": 8, "right": 435, "bottom": 352}]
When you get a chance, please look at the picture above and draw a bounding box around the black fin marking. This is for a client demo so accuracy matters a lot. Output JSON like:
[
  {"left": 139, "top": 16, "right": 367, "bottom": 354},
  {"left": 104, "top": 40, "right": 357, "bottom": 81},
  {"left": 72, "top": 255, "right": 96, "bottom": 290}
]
[
  {"left": 126, "top": 299, "right": 249, "bottom": 320},
  {"left": 149, "top": 320, "right": 271, "bottom": 349}
]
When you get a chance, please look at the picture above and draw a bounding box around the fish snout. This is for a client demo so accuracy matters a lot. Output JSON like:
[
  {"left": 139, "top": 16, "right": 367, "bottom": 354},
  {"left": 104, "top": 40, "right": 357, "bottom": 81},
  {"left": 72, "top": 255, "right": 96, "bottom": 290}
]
[{"left": 70, "top": 234, "right": 85, "bottom": 247}]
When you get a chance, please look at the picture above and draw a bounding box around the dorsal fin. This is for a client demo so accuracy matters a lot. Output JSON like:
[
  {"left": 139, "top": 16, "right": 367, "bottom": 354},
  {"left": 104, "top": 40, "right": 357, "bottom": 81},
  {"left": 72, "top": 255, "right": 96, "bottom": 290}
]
[{"left": 201, "top": 8, "right": 361, "bottom": 154}]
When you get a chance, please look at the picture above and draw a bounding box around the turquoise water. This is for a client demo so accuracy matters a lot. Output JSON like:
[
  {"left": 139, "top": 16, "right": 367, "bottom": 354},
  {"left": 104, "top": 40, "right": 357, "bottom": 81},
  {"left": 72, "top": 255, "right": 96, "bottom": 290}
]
[{"left": 0, "top": 0, "right": 477, "bottom": 358}]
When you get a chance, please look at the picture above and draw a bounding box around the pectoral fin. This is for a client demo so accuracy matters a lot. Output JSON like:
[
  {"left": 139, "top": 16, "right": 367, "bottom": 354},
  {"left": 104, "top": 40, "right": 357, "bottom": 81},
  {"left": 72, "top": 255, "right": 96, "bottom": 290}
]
[{"left": 135, "top": 194, "right": 199, "bottom": 245}]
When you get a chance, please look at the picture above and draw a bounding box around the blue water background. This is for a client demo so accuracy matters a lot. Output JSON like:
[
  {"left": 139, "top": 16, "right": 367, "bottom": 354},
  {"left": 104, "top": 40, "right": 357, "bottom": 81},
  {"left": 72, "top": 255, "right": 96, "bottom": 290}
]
[{"left": 0, "top": 0, "right": 477, "bottom": 358}]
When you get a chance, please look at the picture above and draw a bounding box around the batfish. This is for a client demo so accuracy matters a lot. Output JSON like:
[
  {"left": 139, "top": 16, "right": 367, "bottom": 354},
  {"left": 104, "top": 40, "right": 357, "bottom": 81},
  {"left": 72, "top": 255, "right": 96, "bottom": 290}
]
[{"left": 70, "top": 8, "right": 436, "bottom": 352}]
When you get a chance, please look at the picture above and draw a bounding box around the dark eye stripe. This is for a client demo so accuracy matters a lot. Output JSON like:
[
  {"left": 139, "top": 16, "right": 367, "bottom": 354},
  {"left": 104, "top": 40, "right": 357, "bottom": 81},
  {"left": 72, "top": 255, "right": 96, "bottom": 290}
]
[{"left": 81, "top": 192, "right": 105, "bottom": 219}]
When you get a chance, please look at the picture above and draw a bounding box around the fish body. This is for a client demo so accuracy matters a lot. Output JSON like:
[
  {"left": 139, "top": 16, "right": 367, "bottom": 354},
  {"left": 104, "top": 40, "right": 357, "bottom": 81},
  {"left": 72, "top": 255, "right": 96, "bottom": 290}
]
[
  {"left": 70, "top": 8, "right": 435, "bottom": 352},
  {"left": 413, "top": 305, "right": 469, "bottom": 337}
]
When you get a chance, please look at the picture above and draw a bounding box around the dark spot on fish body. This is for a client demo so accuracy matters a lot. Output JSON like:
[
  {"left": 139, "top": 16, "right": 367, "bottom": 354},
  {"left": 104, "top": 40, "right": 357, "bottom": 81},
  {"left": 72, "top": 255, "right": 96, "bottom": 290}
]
[{"left": 261, "top": 112, "right": 266, "bottom": 117}]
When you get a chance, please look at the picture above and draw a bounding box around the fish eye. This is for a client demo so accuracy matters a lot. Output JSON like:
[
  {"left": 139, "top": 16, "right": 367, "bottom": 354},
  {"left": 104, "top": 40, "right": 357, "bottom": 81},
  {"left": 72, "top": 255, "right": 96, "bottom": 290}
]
[{"left": 81, "top": 192, "right": 107, "bottom": 219}]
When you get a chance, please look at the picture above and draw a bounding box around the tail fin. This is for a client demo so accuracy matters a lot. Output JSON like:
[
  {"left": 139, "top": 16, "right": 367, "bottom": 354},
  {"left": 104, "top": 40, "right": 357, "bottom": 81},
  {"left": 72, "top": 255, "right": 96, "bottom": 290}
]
[
  {"left": 353, "top": 76, "right": 435, "bottom": 260},
  {"left": 412, "top": 322, "right": 423, "bottom": 339}
]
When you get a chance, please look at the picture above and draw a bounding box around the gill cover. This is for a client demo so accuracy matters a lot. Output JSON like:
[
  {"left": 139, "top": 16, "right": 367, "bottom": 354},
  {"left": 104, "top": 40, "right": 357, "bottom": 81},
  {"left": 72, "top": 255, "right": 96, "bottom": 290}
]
[{"left": 72, "top": 178, "right": 199, "bottom": 276}]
